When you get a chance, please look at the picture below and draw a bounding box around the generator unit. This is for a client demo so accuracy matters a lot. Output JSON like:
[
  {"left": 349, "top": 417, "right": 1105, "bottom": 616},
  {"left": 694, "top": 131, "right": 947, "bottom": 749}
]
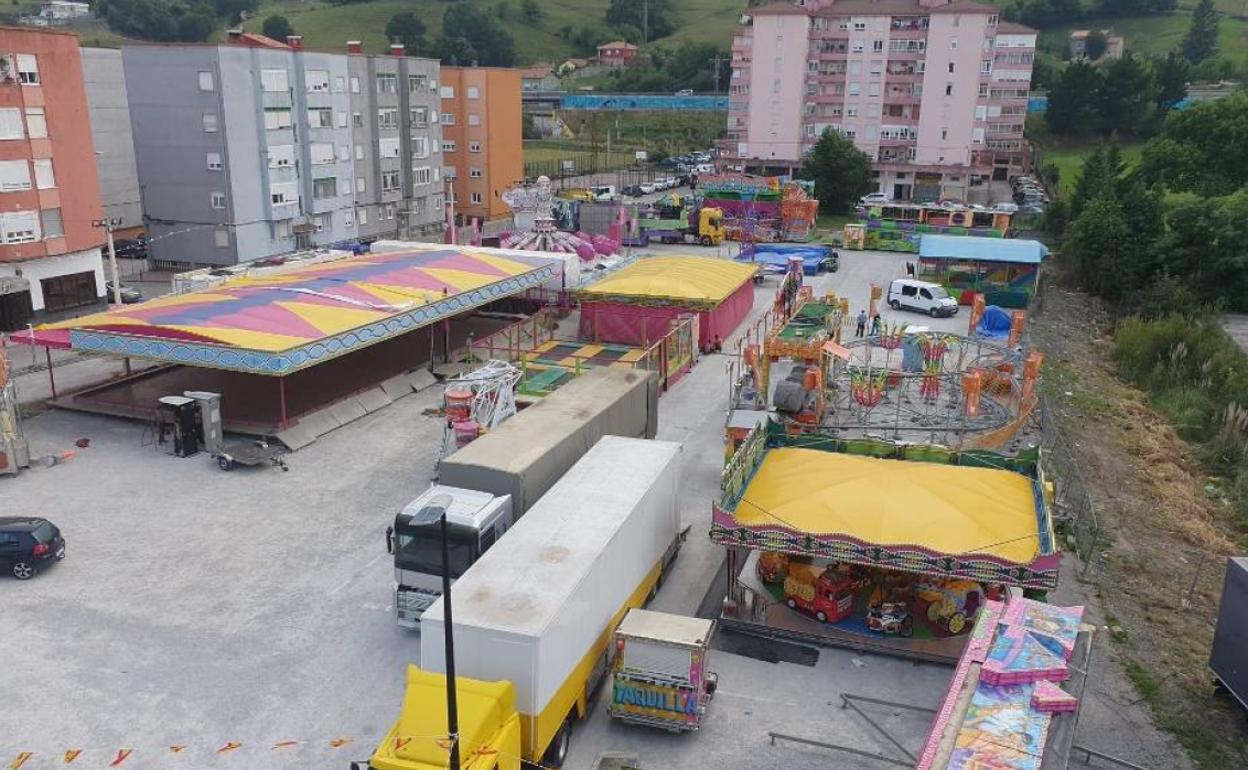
[{"left": 1210, "top": 556, "right": 1248, "bottom": 711}]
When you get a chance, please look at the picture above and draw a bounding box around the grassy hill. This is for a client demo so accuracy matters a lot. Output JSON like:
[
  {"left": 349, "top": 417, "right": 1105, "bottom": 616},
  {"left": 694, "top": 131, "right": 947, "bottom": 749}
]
[
  {"left": 1037, "top": 0, "right": 1248, "bottom": 68},
  {"left": 237, "top": 0, "right": 747, "bottom": 62}
]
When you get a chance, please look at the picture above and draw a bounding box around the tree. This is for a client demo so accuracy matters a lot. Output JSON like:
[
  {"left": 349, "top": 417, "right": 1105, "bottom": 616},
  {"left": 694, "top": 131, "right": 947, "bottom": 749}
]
[
  {"left": 1182, "top": 0, "right": 1219, "bottom": 64},
  {"left": 1096, "top": 53, "right": 1157, "bottom": 136},
  {"left": 495, "top": 1, "right": 510, "bottom": 21},
  {"left": 177, "top": 10, "right": 215, "bottom": 41},
  {"left": 432, "top": 36, "right": 478, "bottom": 66},
  {"left": 437, "top": 4, "right": 515, "bottom": 66},
  {"left": 1068, "top": 142, "right": 1126, "bottom": 219},
  {"left": 1152, "top": 50, "right": 1189, "bottom": 112},
  {"left": 606, "top": 0, "right": 676, "bottom": 41},
  {"left": 1045, "top": 60, "right": 1102, "bottom": 136},
  {"left": 261, "top": 14, "right": 293, "bottom": 42},
  {"left": 386, "top": 12, "right": 427, "bottom": 55},
  {"left": 1139, "top": 92, "right": 1248, "bottom": 196},
  {"left": 1084, "top": 29, "right": 1108, "bottom": 61},
  {"left": 521, "top": 0, "right": 541, "bottom": 24},
  {"left": 1064, "top": 197, "right": 1134, "bottom": 300},
  {"left": 799, "top": 130, "right": 874, "bottom": 215}
]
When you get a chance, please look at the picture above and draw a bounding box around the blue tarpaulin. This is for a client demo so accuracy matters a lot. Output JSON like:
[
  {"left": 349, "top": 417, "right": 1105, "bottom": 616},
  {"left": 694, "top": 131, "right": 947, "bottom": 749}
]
[
  {"left": 737, "top": 245, "right": 832, "bottom": 275},
  {"left": 919, "top": 235, "right": 1048, "bottom": 264},
  {"left": 976, "top": 305, "right": 1013, "bottom": 339}
]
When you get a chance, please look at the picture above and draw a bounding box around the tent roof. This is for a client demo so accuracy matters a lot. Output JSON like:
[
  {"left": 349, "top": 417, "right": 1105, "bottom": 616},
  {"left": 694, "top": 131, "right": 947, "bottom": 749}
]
[
  {"left": 579, "top": 256, "right": 757, "bottom": 306},
  {"left": 36, "top": 248, "right": 556, "bottom": 375},
  {"left": 736, "top": 447, "right": 1046, "bottom": 565},
  {"left": 919, "top": 235, "right": 1048, "bottom": 264}
]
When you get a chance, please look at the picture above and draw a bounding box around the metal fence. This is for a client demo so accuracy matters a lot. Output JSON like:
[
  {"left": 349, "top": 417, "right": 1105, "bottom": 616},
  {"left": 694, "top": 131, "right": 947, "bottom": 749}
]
[{"left": 1039, "top": 390, "right": 1104, "bottom": 580}]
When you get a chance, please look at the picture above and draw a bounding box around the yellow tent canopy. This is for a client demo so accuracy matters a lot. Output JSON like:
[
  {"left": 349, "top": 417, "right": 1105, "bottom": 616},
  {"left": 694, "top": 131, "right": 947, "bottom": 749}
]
[
  {"left": 736, "top": 448, "right": 1042, "bottom": 565},
  {"left": 579, "top": 256, "right": 757, "bottom": 305}
]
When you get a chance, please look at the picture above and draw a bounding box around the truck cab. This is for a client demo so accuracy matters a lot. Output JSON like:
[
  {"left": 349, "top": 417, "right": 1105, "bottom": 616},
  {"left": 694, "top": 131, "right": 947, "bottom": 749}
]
[
  {"left": 695, "top": 207, "right": 725, "bottom": 246},
  {"left": 388, "top": 486, "right": 514, "bottom": 628}
]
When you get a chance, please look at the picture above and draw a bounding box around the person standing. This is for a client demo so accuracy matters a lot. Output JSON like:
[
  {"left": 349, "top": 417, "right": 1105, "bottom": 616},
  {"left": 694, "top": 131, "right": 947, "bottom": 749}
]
[
  {"left": 871, "top": 312, "right": 882, "bottom": 336},
  {"left": 906, "top": 261, "right": 915, "bottom": 277},
  {"left": 856, "top": 309, "right": 868, "bottom": 338}
]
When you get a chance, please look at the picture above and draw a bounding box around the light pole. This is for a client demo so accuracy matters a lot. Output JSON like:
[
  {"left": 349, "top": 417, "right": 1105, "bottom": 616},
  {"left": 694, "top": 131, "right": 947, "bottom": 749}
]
[
  {"left": 406, "top": 494, "right": 460, "bottom": 770},
  {"left": 91, "top": 217, "right": 123, "bottom": 306}
]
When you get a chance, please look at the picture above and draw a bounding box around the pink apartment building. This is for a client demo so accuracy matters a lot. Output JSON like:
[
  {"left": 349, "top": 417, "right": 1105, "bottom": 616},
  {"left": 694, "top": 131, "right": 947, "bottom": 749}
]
[{"left": 724, "top": 0, "right": 1036, "bottom": 203}]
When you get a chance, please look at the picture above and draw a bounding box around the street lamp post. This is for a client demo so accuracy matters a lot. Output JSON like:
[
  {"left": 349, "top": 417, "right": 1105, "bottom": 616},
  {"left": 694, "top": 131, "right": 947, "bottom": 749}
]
[
  {"left": 91, "top": 217, "right": 123, "bottom": 306},
  {"left": 407, "top": 494, "right": 460, "bottom": 770}
]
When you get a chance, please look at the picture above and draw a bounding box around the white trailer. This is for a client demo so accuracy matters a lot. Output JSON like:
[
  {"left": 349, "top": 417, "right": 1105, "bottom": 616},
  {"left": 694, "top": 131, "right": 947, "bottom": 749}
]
[{"left": 420, "top": 436, "right": 683, "bottom": 766}]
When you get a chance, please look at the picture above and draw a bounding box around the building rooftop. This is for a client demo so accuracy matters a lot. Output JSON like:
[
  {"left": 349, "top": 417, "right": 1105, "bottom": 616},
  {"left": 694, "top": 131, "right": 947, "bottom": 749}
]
[
  {"left": 997, "top": 21, "right": 1037, "bottom": 34},
  {"left": 598, "top": 40, "right": 638, "bottom": 50}
]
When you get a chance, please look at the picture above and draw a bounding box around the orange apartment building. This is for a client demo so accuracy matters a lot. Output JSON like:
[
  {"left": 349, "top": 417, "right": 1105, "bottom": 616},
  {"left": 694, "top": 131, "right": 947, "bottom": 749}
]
[
  {"left": 0, "top": 26, "right": 104, "bottom": 329},
  {"left": 438, "top": 67, "right": 522, "bottom": 224}
]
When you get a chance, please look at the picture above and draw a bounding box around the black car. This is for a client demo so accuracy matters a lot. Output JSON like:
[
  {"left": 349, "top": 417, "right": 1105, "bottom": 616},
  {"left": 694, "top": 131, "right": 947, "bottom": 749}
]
[
  {"left": 622, "top": 185, "right": 645, "bottom": 197},
  {"left": 0, "top": 517, "right": 65, "bottom": 580}
]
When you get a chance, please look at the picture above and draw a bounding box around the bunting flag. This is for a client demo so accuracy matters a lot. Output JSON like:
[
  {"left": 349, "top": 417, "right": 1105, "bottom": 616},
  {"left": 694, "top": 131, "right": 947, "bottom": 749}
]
[
  {"left": 168, "top": 747, "right": 186, "bottom": 754},
  {"left": 214, "top": 742, "right": 241, "bottom": 755},
  {"left": 8, "top": 753, "right": 34, "bottom": 770},
  {"left": 61, "top": 750, "right": 82, "bottom": 764},
  {"left": 271, "top": 742, "right": 299, "bottom": 751},
  {"left": 327, "top": 739, "right": 351, "bottom": 749},
  {"left": 107, "top": 749, "right": 133, "bottom": 767}
]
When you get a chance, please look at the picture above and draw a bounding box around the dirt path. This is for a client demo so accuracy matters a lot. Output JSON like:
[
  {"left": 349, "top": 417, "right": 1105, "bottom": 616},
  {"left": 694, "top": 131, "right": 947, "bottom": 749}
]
[{"left": 1032, "top": 284, "right": 1248, "bottom": 770}]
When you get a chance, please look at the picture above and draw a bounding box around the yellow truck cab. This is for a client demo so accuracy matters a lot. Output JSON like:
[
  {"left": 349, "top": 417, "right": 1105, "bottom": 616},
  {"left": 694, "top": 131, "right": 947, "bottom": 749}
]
[
  {"left": 367, "top": 667, "right": 521, "bottom": 770},
  {"left": 696, "top": 207, "right": 725, "bottom": 245}
]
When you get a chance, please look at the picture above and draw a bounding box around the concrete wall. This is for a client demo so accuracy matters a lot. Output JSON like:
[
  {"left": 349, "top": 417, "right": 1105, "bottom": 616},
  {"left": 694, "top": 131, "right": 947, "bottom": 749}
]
[
  {"left": 916, "top": 12, "right": 990, "bottom": 167},
  {"left": 0, "top": 246, "right": 103, "bottom": 311},
  {"left": 80, "top": 48, "right": 142, "bottom": 233},
  {"left": 744, "top": 13, "right": 809, "bottom": 163}
]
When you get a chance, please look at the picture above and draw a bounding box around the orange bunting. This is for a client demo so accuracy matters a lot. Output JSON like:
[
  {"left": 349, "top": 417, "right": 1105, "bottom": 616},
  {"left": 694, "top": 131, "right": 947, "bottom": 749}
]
[
  {"left": 9, "top": 753, "right": 34, "bottom": 770},
  {"left": 63, "top": 749, "right": 83, "bottom": 764},
  {"left": 392, "top": 737, "right": 412, "bottom": 752},
  {"left": 434, "top": 738, "right": 455, "bottom": 751},
  {"left": 271, "top": 741, "right": 299, "bottom": 750},
  {"left": 328, "top": 738, "right": 351, "bottom": 749},
  {"left": 168, "top": 747, "right": 187, "bottom": 754},
  {"left": 215, "top": 742, "right": 241, "bottom": 754},
  {"left": 108, "top": 749, "right": 133, "bottom": 767}
]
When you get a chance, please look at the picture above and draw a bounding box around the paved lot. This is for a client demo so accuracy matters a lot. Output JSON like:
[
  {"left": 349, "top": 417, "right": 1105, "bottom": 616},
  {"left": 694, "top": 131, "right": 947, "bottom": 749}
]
[{"left": 0, "top": 248, "right": 1179, "bottom": 769}]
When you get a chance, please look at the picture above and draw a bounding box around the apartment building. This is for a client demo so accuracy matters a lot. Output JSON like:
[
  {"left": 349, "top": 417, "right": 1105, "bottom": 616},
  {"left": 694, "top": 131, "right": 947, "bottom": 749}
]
[
  {"left": 725, "top": 0, "right": 1036, "bottom": 203},
  {"left": 0, "top": 27, "right": 105, "bottom": 325},
  {"left": 81, "top": 48, "right": 143, "bottom": 238},
  {"left": 123, "top": 33, "right": 444, "bottom": 269},
  {"left": 439, "top": 67, "right": 522, "bottom": 223}
]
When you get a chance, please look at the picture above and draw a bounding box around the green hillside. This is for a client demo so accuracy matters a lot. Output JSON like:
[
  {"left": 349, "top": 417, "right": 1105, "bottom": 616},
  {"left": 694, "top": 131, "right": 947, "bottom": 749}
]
[
  {"left": 238, "top": 0, "right": 747, "bottom": 62},
  {"left": 1037, "top": 1, "right": 1248, "bottom": 67}
]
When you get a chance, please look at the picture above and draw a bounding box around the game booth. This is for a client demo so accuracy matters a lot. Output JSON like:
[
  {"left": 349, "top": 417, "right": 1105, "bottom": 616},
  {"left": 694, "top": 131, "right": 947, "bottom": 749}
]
[
  {"left": 842, "top": 203, "right": 1014, "bottom": 254},
  {"left": 578, "top": 256, "right": 758, "bottom": 353},
  {"left": 711, "top": 420, "right": 1059, "bottom": 663},
  {"left": 919, "top": 234, "right": 1048, "bottom": 310}
]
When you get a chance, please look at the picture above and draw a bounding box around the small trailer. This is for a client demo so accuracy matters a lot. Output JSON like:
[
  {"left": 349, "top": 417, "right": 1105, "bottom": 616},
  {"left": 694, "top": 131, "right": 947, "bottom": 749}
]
[{"left": 608, "top": 609, "right": 717, "bottom": 732}]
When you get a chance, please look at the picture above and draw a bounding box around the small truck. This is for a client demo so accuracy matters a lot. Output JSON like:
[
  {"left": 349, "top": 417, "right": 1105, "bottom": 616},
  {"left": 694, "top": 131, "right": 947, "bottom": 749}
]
[
  {"left": 637, "top": 205, "right": 725, "bottom": 246},
  {"left": 608, "top": 608, "right": 717, "bottom": 732}
]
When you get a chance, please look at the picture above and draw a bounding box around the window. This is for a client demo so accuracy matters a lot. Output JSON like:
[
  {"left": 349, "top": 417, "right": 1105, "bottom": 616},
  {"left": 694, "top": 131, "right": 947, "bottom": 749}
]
[
  {"left": 261, "top": 69, "right": 289, "bottom": 92},
  {"left": 441, "top": 112, "right": 456, "bottom": 126},
  {"left": 467, "top": 113, "right": 480, "bottom": 127},
  {"left": 198, "top": 71, "right": 214, "bottom": 91},
  {"left": 981, "top": 60, "right": 992, "bottom": 73},
  {"left": 411, "top": 106, "right": 429, "bottom": 127},
  {"left": 979, "top": 83, "right": 989, "bottom": 98},
  {"left": 268, "top": 145, "right": 295, "bottom": 168},
  {"left": 350, "top": 76, "right": 360, "bottom": 93},
  {"left": 470, "top": 192, "right": 482, "bottom": 205},
  {"left": 352, "top": 112, "right": 363, "bottom": 128},
  {"left": 951, "top": 37, "right": 958, "bottom": 49},
  {"left": 846, "top": 106, "right": 859, "bottom": 117},
  {"left": 24, "top": 107, "right": 45, "bottom": 139},
  {"left": 0, "top": 108, "right": 23, "bottom": 140},
  {"left": 409, "top": 74, "right": 427, "bottom": 93},
  {"left": 973, "top": 127, "right": 986, "bottom": 143},
  {"left": 469, "top": 141, "right": 481, "bottom": 153},
  {"left": 870, "top": 60, "right": 882, "bottom": 76},
  {"left": 383, "top": 203, "right": 396, "bottom": 220},
  {"left": 1, "top": 211, "right": 39, "bottom": 243},
  {"left": 270, "top": 181, "right": 297, "bottom": 207},
  {"left": 848, "top": 82, "right": 861, "bottom": 96},
  {"left": 378, "top": 137, "right": 400, "bottom": 158},
  {"left": 413, "top": 167, "right": 432, "bottom": 186},
  {"left": 430, "top": 110, "right": 439, "bottom": 124},
  {"left": 355, "top": 144, "right": 365, "bottom": 160},
  {"left": 378, "top": 108, "right": 399, "bottom": 129},
  {"left": 203, "top": 112, "right": 219, "bottom": 133},
  {"left": 381, "top": 171, "right": 400, "bottom": 192},
  {"left": 988, "top": 14, "right": 998, "bottom": 26},
  {"left": 467, "top": 86, "right": 479, "bottom": 99},
  {"left": 975, "top": 105, "right": 987, "bottom": 120},
  {"left": 335, "top": 75, "right": 346, "bottom": 92},
  {"left": 206, "top": 152, "right": 222, "bottom": 170},
  {"left": 311, "top": 143, "right": 335, "bottom": 165},
  {"left": 308, "top": 108, "right": 333, "bottom": 128},
  {"left": 873, "top": 40, "right": 883, "bottom": 52},
  {"left": 357, "top": 207, "right": 368, "bottom": 225},
  {"left": 16, "top": 54, "right": 38, "bottom": 85},
  {"left": 264, "top": 108, "right": 293, "bottom": 130},
  {"left": 306, "top": 70, "right": 330, "bottom": 92},
  {"left": 32, "top": 159, "right": 54, "bottom": 189},
  {"left": 356, "top": 177, "right": 366, "bottom": 193},
  {"left": 0, "top": 160, "right": 30, "bottom": 191},
  {"left": 948, "top": 62, "right": 954, "bottom": 74},
  {"left": 337, "top": 111, "right": 348, "bottom": 128},
  {"left": 412, "top": 136, "right": 429, "bottom": 158},
  {"left": 343, "top": 210, "right": 353, "bottom": 228},
  {"left": 215, "top": 227, "right": 230, "bottom": 248},
  {"left": 376, "top": 73, "right": 398, "bottom": 93},
  {"left": 337, "top": 145, "right": 350, "bottom": 161},
  {"left": 941, "top": 128, "right": 949, "bottom": 140},
  {"left": 469, "top": 167, "right": 482, "bottom": 178},
  {"left": 40, "top": 208, "right": 62, "bottom": 238},
  {"left": 853, "top": 21, "right": 865, "bottom": 31},
  {"left": 312, "top": 177, "right": 337, "bottom": 199},
  {"left": 443, "top": 165, "right": 457, "bottom": 180},
  {"left": 275, "top": 219, "right": 293, "bottom": 239},
  {"left": 852, "top": 41, "right": 864, "bottom": 53},
  {"left": 945, "top": 83, "right": 953, "bottom": 96},
  {"left": 441, "top": 140, "right": 456, "bottom": 153},
  {"left": 849, "top": 61, "right": 861, "bottom": 76},
  {"left": 211, "top": 191, "right": 226, "bottom": 209},
  {"left": 440, "top": 85, "right": 454, "bottom": 98}
]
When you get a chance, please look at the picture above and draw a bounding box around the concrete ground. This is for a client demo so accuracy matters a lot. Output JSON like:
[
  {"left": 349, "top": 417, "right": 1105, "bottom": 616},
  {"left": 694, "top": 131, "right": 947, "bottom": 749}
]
[{"left": 0, "top": 248, "right": 1181, "bottom": 769}]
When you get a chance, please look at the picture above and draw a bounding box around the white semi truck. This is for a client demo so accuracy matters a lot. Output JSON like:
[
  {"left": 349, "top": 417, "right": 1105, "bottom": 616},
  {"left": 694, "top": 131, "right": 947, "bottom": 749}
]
[
  {"left": 389, "top": 368, "right": 659, "bottom": 626},
  {"left": 365, "top": 436, "right": 684, "bottom": 770}
]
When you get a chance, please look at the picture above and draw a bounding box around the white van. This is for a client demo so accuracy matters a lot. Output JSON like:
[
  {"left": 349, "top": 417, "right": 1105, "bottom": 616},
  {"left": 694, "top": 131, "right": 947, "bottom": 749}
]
[
  {"left": 887, "top": 278, "right": 959, "bottom": 317},
  {"left": 591, "top": 185, "right": 617, "bottom": 202}
]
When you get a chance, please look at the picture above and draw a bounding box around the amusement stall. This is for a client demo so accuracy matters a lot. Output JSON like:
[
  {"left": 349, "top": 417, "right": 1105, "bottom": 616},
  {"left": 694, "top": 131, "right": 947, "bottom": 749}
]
[
  {"left": 918, "top": 234, "right": 1048, "bottom": 309},
  {"left": 577, "top": 256, "right": 758, "bottom": 352},
  {"left": 710, "top": 419, "right": 1059, "bottom": 662}
]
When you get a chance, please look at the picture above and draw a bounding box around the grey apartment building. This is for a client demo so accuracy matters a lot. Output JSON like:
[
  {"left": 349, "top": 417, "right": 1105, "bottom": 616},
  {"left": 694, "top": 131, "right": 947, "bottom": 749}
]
[{"left": 122, "top": 33, "right": 444, "bottom": 268}]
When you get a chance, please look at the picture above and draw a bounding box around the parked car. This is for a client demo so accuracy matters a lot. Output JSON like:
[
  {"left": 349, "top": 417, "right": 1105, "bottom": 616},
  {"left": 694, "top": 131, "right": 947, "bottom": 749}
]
[
  {"left": 639, "top": 182, "right": 657, "bottom": 195},
  {"left": 993, "top": 202, "right": 1019, "bottom": 213},
  {"left": 675, "top": 88, "right": 694, "bottom": 96},
  {"left": 590, "top": 185, "right": 617, "bottom": 202},
  {"left": 887, "top": 278, "right": 958, "bottom": 317},
  {"left": 0, "top": 517, "right": 65, "bottom": 580},
  {"left": 860, "top": 192, "right": 890, "bottom": 205},
  {"left": 104, "top": 281, "right": 143, "bottom": 304},
  {"left": 113, "top": 236, "right": 148, "bottom": 259},
  {"left": 622, "top": 185, "right": 645, "bottom": 197}
]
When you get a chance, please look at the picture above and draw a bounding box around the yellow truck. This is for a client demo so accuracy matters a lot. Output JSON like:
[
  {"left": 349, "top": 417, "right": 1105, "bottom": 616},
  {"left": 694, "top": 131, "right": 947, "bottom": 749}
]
[{"left": 362, "top": 437, "right": 684, "bottom": 770}]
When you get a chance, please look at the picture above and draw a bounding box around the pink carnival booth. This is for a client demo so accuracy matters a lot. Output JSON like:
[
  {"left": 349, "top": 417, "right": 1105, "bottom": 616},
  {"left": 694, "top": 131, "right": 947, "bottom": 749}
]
[{"left": 578, "top": 256, "right": 757, "bottom": 351}]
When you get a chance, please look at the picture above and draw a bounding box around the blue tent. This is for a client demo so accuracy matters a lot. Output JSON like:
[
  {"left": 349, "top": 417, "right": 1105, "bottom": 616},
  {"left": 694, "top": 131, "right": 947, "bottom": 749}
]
[{"left": 975, "top": 305, "right": 1013, "bottom": 339}]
